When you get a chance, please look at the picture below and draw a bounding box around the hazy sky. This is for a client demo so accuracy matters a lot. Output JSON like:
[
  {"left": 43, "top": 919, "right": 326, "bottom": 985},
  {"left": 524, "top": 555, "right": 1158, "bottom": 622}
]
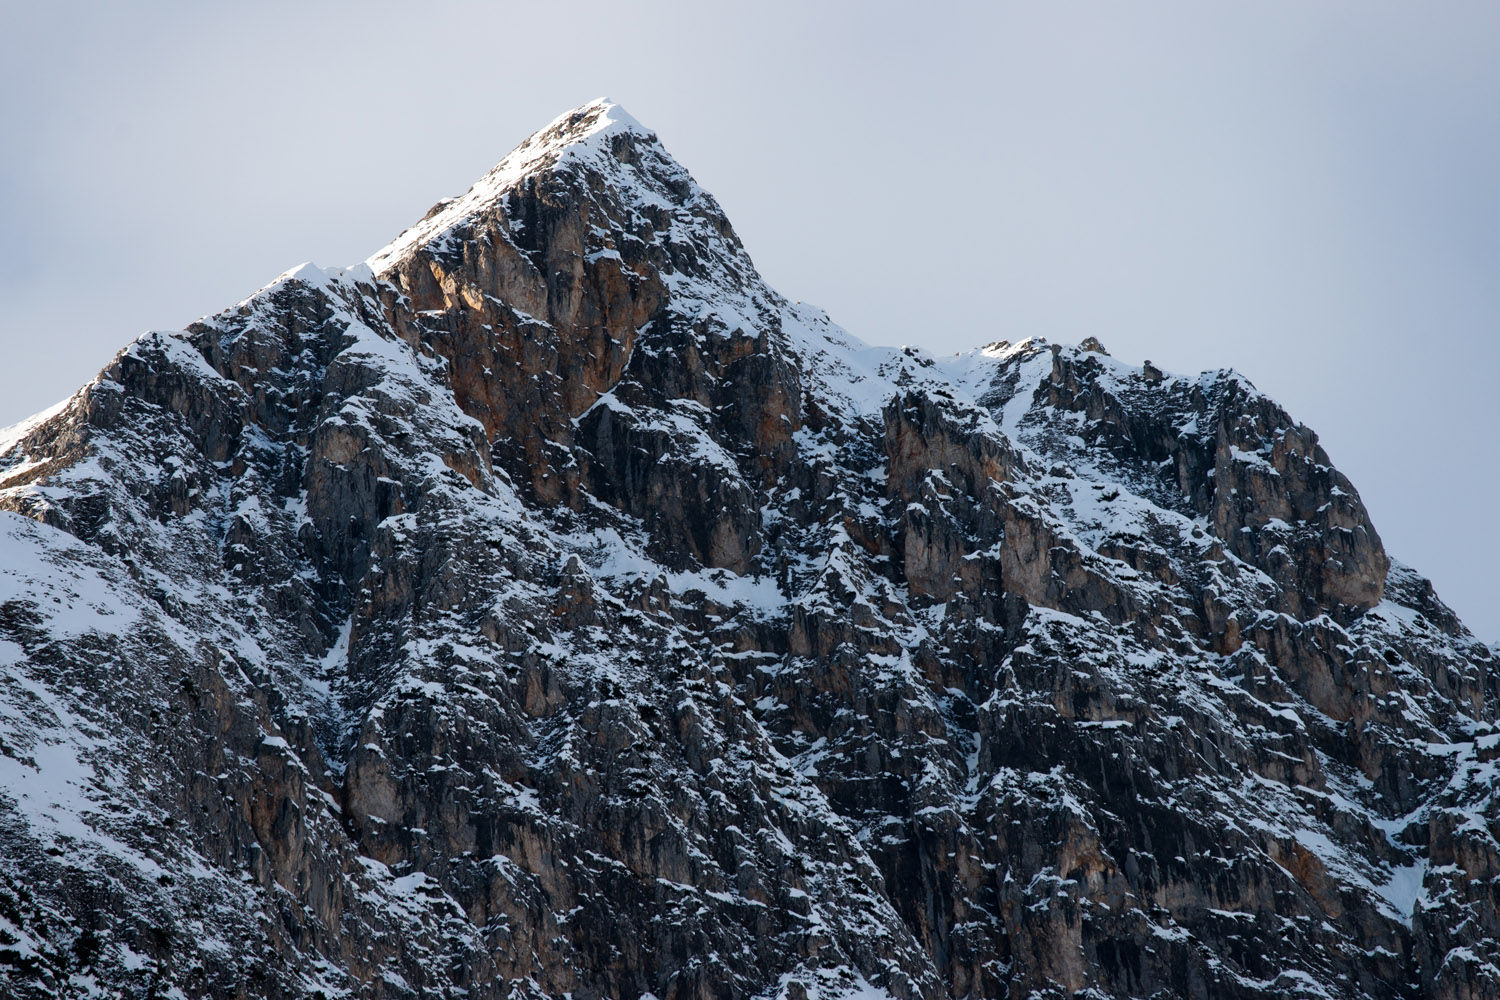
[{"left": 3, "top": 2, "right": 1496, "bottom": 639}]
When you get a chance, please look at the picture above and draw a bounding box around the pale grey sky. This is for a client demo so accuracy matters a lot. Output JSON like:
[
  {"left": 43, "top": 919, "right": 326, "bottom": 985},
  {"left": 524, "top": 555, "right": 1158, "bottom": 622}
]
[{"left": 3, "top": 2, "right": 1496, "bottom": 639}]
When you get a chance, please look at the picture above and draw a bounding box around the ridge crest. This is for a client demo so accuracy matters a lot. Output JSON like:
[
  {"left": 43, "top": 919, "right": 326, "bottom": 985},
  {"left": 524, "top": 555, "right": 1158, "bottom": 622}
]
[{"left": 367, "top": 98, "right": 653, "bottom": 274}]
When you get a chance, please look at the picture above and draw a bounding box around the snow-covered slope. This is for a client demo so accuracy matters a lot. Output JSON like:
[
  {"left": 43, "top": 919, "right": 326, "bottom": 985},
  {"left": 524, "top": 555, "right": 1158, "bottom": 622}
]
[{"left": 0, "top": 100, "right": 1495, "bottom": 1000}]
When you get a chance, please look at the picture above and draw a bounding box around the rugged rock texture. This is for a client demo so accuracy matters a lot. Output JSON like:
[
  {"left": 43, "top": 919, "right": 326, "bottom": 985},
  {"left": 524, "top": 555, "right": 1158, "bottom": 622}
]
[{"left": 0, "top": 100, "right": 1496, "bottom": 999}]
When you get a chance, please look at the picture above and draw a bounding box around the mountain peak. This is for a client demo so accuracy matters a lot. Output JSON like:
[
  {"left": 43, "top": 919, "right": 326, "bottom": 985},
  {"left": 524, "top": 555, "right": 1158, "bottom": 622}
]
[
  {"left": 367, "top": 98, "right": 657, "bottom": 274},
  {"left": 6, "top": 98, "right": 1493, "bottom": 1000},
  {"left": 536, "top": 97, "right": 649, "bottom": 146}
]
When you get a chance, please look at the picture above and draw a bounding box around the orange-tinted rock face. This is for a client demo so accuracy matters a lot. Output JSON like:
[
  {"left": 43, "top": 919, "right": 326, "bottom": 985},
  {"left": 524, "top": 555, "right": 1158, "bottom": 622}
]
[
  {"left": 377, "top": 167, "right": 666, "bottom": 502},
  {"left": 371, "top": 114, "right": 800, "bottom": 558}
]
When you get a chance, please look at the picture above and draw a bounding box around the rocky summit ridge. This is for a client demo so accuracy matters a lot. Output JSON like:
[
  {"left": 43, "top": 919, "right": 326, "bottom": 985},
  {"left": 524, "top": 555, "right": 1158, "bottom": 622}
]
[{"left": 0, "top": 100, "right": 1496, "bottom": 1000}]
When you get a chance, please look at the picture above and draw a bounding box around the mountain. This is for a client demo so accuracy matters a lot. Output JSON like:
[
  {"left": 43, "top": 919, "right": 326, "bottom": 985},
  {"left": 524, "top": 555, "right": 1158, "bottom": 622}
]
[{"left": 0, "top": 99, "right": 1496, "bottom": 1000}]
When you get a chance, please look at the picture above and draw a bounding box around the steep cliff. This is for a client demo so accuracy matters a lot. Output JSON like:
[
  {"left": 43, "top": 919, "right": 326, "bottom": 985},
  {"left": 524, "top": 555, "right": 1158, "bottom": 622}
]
[{"left": 0, "top": 100, "right": 1494, "bottom": 1000}]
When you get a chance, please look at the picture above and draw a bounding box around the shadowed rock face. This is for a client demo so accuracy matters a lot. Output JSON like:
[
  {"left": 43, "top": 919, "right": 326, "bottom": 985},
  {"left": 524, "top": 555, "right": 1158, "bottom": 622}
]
[{"left": 0, "top": 100, "right": 1496, "bottom": 1000}]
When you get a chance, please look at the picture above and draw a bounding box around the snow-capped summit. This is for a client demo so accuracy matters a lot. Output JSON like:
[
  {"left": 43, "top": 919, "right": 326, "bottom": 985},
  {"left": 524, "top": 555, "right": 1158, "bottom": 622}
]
[
  {"left": 367, "top": 97, "right": 659, "bottom": 275},
  {"left": 0, "top": 102, "right": 1496, "bottom": 1000}
]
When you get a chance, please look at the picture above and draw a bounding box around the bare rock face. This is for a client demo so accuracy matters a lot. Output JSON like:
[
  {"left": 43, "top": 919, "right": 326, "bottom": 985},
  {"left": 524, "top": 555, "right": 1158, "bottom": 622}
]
[{"left": 0, "top": 100, "right": 1496, "bottom": 1000}]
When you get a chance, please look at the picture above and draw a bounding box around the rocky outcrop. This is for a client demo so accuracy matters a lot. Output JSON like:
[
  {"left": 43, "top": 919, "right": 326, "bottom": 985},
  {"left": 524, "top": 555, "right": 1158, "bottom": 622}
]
[
  {"left": 0, "top": 99, "right": 1494, "bottom": 1000},
  {"left": 1028, "top": 344, "right": 1389, "bottom": 618}
]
